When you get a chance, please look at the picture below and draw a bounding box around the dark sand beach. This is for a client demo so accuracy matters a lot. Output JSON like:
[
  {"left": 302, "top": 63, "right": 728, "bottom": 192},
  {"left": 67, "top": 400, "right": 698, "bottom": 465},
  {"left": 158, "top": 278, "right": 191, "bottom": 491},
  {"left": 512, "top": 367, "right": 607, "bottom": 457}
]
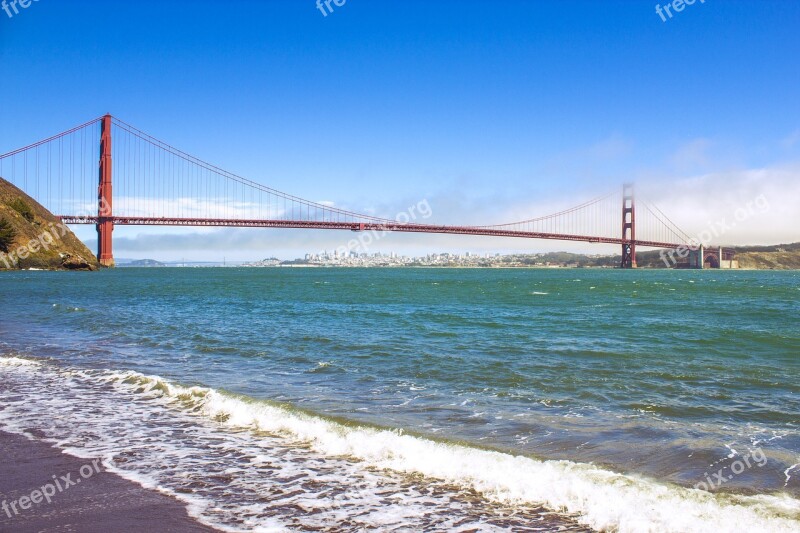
[{"left": 0, "top": 430, "right": 216, "bottom": 533}]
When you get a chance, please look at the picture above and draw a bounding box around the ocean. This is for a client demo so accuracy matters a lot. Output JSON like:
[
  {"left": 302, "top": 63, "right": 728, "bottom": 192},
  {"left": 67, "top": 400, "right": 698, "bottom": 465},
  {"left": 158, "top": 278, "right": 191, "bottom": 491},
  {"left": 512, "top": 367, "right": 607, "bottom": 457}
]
[{"left": 1, "top": 268, "right": 799, "bottom": 532}]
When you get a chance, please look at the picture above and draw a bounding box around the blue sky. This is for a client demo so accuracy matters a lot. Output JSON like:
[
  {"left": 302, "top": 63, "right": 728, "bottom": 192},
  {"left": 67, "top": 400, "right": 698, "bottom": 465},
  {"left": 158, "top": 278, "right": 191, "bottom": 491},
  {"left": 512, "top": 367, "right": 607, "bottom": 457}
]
[{"left": 1, "top": 1, "right": 798, "bottom": 260}]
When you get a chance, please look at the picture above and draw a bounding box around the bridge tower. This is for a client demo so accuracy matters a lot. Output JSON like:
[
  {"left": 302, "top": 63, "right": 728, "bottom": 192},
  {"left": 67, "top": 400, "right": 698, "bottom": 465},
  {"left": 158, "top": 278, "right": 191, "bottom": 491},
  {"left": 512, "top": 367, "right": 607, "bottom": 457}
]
[
  {"left": 97, "top": 114, "right": 114, "bottom": 267},
  {"left": 620, "top": 183, "right": 636, "bottom": 269}
]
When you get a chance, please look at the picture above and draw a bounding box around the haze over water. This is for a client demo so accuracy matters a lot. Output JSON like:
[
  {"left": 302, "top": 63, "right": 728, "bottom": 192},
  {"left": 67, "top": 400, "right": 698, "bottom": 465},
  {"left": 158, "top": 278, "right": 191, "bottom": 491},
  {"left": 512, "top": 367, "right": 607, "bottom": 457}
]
[{"left": 1, "top": 268, "right": 799, "bottom": 531}]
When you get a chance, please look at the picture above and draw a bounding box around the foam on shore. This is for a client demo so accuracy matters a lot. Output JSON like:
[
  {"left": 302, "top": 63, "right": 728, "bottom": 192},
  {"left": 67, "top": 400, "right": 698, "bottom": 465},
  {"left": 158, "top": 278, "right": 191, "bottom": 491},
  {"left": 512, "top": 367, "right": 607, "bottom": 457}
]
[{"left": 2, "top": 356, "right": 799, "bottom": 532}]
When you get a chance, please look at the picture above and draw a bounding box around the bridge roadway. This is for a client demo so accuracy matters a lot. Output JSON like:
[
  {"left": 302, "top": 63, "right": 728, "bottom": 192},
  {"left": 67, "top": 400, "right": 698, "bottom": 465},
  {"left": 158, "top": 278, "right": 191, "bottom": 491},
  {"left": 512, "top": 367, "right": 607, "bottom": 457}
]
[{"left": 59, "top": 216, "right": 685, "bottom": 250}]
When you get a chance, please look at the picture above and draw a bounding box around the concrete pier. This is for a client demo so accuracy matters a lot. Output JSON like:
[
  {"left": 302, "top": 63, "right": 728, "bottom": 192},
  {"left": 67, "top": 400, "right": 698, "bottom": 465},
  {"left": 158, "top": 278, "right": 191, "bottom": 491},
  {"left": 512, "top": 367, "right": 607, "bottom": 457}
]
[{"left": 688, "top": 246, "right": 739, "bottom": 269}]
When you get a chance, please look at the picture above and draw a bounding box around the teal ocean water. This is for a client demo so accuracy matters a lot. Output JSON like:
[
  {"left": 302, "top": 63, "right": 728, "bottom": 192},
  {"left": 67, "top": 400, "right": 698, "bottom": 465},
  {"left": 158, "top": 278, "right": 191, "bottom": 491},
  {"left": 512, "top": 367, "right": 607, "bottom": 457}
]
[{"left": 1, "top": 268, "right": 799, "bottom": 531}]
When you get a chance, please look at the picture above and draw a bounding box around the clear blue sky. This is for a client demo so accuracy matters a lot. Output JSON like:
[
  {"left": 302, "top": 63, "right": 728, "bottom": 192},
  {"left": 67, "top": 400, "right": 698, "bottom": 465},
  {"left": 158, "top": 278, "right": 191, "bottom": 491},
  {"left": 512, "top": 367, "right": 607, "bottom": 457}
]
[{"left": 1, "top": 1, "right": 798, "bottom": 260}]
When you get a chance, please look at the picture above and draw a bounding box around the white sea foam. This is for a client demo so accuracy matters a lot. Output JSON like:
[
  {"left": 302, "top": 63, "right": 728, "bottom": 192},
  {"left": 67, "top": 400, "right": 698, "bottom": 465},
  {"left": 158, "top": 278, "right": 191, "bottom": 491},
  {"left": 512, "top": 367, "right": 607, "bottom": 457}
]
[
  {"left": 102, "top": 369, "right": 800, "bottom": 532},
  {"left": 2, "top": 358, "right": 799, "bottom": 532},
  {"left": 0, "top": 355, "right": 42, "bottom": 368},
  {"left": 785, "top": 464, "right": 800, "bottom": 488}
]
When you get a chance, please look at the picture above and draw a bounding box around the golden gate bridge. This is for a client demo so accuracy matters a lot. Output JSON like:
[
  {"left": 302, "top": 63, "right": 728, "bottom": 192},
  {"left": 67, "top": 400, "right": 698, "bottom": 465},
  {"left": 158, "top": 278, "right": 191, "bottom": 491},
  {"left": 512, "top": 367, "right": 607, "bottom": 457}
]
[{"left": 0, "top": 115, "right": 712, "bottom": 268}]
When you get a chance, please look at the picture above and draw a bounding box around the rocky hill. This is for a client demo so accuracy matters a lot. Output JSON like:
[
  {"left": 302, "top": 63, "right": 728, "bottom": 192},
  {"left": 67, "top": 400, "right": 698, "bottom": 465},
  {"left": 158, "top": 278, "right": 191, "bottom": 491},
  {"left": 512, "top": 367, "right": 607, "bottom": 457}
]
[
  {"left": 0, "top": 177, "right": 99, "bottom": 270},
  {"left": 736, "top": 245, "right": 800, "bottom": 270},
  {"left": 627, "top": 244, "right": 800, "bottom": 270}
]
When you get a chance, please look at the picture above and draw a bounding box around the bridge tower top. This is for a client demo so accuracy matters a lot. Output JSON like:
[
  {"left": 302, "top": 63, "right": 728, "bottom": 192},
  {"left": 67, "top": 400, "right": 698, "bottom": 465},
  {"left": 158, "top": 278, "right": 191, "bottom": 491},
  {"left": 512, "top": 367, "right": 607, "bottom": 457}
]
[{"left": 621, "top": 183, "right": 637, "bottom": 269}]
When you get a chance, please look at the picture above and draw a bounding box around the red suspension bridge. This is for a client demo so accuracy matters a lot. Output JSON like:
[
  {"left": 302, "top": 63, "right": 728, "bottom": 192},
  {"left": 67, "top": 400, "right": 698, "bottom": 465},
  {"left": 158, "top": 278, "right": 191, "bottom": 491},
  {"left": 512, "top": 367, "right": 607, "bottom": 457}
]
[{"left": 0, "top": 115, "right": 710, "bottom": 268}]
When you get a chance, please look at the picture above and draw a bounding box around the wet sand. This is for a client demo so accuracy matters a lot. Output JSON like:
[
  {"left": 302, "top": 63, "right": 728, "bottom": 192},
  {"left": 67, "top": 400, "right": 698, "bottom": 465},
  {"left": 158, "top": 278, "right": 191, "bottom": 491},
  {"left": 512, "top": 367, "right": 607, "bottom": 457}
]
[{"left": 0, "top": 429, "right": 217, "bottom": 533}]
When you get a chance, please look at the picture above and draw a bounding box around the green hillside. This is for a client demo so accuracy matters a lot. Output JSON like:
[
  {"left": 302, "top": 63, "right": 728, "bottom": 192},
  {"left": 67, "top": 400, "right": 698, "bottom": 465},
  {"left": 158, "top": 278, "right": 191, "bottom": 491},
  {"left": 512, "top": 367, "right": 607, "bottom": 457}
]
[{"left": 0, "top": 177, "right": 99, "bottom": 271}]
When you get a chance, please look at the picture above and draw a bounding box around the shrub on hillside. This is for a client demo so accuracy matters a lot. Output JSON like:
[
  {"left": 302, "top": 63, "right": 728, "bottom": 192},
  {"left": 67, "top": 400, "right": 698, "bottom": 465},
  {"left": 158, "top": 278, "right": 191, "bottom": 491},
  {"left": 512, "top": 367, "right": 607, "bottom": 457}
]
[
  {"left": 0, "top": 217, "right": 16, "bottom": 252},
  {"left": 9, "top": 198, "right": 35, "bottom": 222}
]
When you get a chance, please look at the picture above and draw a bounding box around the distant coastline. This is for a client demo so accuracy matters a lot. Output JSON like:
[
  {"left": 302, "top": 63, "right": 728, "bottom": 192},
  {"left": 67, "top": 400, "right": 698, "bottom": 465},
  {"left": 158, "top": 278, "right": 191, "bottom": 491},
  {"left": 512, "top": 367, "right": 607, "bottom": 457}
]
[
  {"left": 112, "top": 244, "right": 800, "bottom": 270},
  {"left": 240, "top": 244, "right": 800, "bottom": 270}
]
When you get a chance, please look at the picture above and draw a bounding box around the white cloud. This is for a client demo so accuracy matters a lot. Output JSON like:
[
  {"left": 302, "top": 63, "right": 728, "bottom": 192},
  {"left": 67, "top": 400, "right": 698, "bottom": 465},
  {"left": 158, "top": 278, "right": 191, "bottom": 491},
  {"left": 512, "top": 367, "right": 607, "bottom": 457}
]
[
  {"left": 671, "top": 138, "right": 713, "bottom": 170},
  {"left": 637, "top": 163, "right": 800, "bottom": 245},
  {"left": 782, "top": 130, "right": 800, "bottom": 149},
  {"left": 587, "top": 134, "right": 633, "bottom": 160}
]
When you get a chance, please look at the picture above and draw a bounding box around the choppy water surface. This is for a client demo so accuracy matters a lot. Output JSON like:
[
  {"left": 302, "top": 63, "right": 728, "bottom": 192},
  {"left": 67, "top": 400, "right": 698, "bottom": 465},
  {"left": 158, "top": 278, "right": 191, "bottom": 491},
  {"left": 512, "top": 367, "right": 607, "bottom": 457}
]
[{"left": 1, "top": 268, "right": 799, "bottom": 531}]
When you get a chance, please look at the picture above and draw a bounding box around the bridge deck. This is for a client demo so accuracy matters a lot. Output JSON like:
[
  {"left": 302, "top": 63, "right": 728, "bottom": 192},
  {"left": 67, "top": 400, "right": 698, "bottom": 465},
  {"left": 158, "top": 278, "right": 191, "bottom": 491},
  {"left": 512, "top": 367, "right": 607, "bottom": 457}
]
[{"left": 59, "top": 216, "right": 685, "bottom": 250}]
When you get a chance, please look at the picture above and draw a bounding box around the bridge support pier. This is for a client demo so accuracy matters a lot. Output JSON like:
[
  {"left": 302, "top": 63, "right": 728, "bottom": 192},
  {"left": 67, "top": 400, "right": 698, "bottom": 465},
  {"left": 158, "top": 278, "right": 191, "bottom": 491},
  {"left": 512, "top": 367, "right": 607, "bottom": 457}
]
[
  {"left": 620, "top": 183, "right": 637, "bottom": 269},
  {"left": 97, "top": 114, "right": 114, "bottom": 267}
]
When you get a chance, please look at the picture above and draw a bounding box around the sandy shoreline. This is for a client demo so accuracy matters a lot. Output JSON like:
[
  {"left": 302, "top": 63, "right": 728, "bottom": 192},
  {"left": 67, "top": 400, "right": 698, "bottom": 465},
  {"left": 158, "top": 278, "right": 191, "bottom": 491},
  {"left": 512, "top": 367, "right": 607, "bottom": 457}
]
[{"left": 0, "top": 429, "right": 218, "bottom": 533}]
